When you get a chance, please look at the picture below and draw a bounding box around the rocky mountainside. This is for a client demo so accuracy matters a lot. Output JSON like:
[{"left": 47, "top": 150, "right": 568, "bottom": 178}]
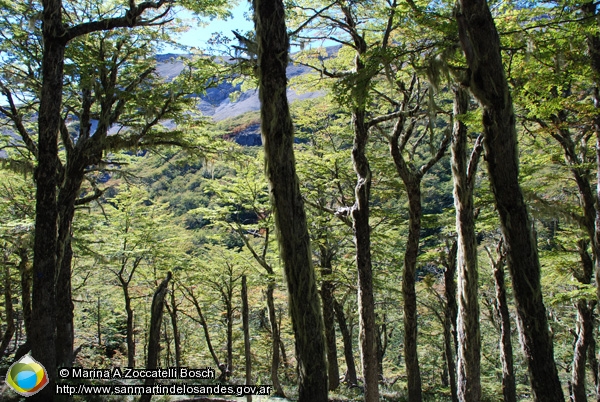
[
  {"left": 156, "top": 48, "right": 337, "bottom": 145},
  {"left": 156, "top": 51, "right": 331, "bottom": 122}
]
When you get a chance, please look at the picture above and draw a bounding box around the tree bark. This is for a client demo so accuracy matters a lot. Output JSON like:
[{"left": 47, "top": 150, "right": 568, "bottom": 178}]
[
  {"left": 30, "top": 5, "right": 170, "bottom": 398},
  {"left": 320, "top": 249, "right": 340, "bottom": 391},
  {"left": 451, "top": 85, "right": 481, "bottom": 401},
  {"left": 351, "top": 107, "right": 380, "bottom": 402},
  {"left": 572, "top": 299, "right": 594, "bottom": 402},
  {"left": 456, "top": 0, "right": 564, "bottom": 399},
  {"left": 224, "top": 288, "right": 234, "bottom": 379},
  {"left": 490, "top": 245, "right": 517, "bottom": 402},
  {"left": 254, "top": 0, "right": 328, "bottom": 399},
  {"left": 166, "top": 282, "right": 181, "bottom": 368},
  {"left": 139, "top": 272, "right": 171, "bottom": 402},
  {"left": 570, "top": 241, "right": 596, "bottom": 402},
  {"left": 388, "top": 90, "right": 449, "bottom": 402},
  {"left": 266, "top": 282, "right": 286, "bottom": 396},
  {"left": 55, "top": 149, "right": 91, "bottom": 368},
  {"left": 580, "top": 5, "right": 600, "bottom": 399},
  {"left": 442, "top": 241, "right": 458, "bottom": 402},
  {"left": 55, "top": 235, "right": 74, "bottom": 368},
  {"left": 118, "top": 249, "right": 142, "bottom": 368},
  {"left": 333, "top": 297, "right": 358, "bottom": 386},
  {"left": 402, "top": 179, "right": 424, "bottom": 402},
  {"left": 30, "top": 5, "right": 65, "bottom": 399}
]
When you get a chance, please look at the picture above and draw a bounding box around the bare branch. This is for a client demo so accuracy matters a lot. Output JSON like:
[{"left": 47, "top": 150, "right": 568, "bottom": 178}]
[
  {"left": 0, "top": 82, "right": 38, "bottom": 157},
  {"left": 289, "top": 1, "right": 338, "bottom": 37},
  {"left": 418, "top": 127, "right": 451, "bottom": 178}
]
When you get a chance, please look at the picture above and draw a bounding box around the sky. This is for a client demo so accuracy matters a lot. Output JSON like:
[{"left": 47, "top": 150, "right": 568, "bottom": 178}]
[{"left": 165, "top": 2, "right": 254, "bottom": 54}]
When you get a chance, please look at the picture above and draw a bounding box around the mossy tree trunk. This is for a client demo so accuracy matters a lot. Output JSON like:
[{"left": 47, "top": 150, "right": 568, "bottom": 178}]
[
  {"left": 487, "top": 243, "right": 516, "bottom": 402},
  {"left": 456, "top": 0, "right": 564, "bottom": 399},
  {"left": 30, "top": 5, "right": 64, "bottom": 399},
  {"left": 442, "top": 241, "right": 458, "bottom": 402},
  {"left": 30, "top": 4, "right": 173, "bottom": 398},
  {"left": 253, "top": 0, "right": 328, "bottom": 399},
  {"left": 451, "top": 85, "right": 482, "bottom": 401}
]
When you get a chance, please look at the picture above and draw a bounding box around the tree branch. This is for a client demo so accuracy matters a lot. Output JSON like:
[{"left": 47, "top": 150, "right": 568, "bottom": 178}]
[
  {"left": 0, "top": 82, "right": 38, "bottom": 157},
  {"left": 64, "top": 0, "right": 173, "bottom": 43}
]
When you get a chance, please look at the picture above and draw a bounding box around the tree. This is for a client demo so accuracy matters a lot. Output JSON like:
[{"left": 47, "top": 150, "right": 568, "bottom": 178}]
[
  {"left": 241, "top": 275, "right": 252, "bottom": 402},
  {"left": 0, "top": 0, "right": 224, "bottom": 376},
  {"left": 253, "top": 0, "right": 329, "bottom": 399},
  {"left": 0, "top": 1, "right": 231, "bottom": 392},
  {"left": 456, "top": 0, "right": 564, "bottom": 399},
  {"left": 505, "top": 1, "right": 600, "bottom": 396},
  {"left": 139, "top": 271, "right": 172, "bottom": 402},
  {"left": 195, "top": 152, "right": 289, "bottom": 395},
  {"left": 486, "top": 242, "right": 516, "bottom": 402},
  {"left": 30, "top": 4, "right": 174, "bottom": 394},
  {"left": 78, "top": 184, "right": 187, "bottom": 369},
  {"left": 451, "top": 85, "right": 482, "bottom": 401},
  {"left": 0, "top": 172, "right": 34, "bottom": 356}
]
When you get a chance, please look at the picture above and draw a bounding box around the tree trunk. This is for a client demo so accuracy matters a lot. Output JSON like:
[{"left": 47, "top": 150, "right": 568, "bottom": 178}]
[
  {"left": 388, "top": 105, "right": 449, "bottom": 402},
  {"left": 225, "top": 294, "right": 233, "bottom": 378},
  {"left": 456, "top": 1, "right": 564, "bottom": 399},
  {"left": 333, "top": 297, "right": 358, "bottom": 386},
  {"left": 0, "top": 262, "right": 15, "bottom": 357},
  {"left": 266, "top": 282, "right": 285, "bottom": 396},
  {"left": 121, "top": 283, "right": 135, "bottom": 368},
  {"left": 570, "top": 241, "right": 596, "bottom": 402},
  {"left": 320, "top": 250, "right": 340, "bottom": 391},
  {"left": 451, "top": 85, "right": 481, "bottom": 401},
  {"left": 254, "top": 0, "right": 328, "bottom": 399},
  {"left": 580, "top": 5, "right": 600, "bottom": 400},
  {"left": 242, "top": 276, "right": 252, "bottom": 402},
  {"left": 167, "top": 282, "right": 181, "bottom": 368},
  {"left": 30, "top": 4, "right": 66, "bottom": 399},
  {"left": 491, "top": 247, "right": 517, "bottom": 402},
  {"left": 187, "top": 287, "right": 227, "bottom": 381},
  {"left": 350, "top": 106, "right": 380, "bottom": 402},
  {"left": 573, "top": 300, "right": 594, "bottom": 402},
  {"left": 139, "top": 272, "right": 171, "bottom": 402},
  {"left": 443, "top": 241, "right": 458, "bottom": 402},
  {"left": 376, "top": 318, "right": 389, "bottom": 380},
  {"left": 403, "top": 179, "right": 424, "bottom": 402},
  {"left": 55, "top": 158, "right": 87, "bottom": 368},
  {"left": 55, "top": 235, "right": 74, "bottom": 368},
  {"left": 588, "top": 331, "right": 599, "bottom": 402}
]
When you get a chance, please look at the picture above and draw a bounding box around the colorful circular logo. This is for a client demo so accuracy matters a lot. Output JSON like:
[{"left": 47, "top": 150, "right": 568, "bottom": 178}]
[{"left": 5, "top": 355, "right": 49, "bottom": 397}]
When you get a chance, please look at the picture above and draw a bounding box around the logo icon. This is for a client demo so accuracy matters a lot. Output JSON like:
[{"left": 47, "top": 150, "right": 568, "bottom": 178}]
[{"left": 5, "top": 355, "right": 49, "bottom": 397}]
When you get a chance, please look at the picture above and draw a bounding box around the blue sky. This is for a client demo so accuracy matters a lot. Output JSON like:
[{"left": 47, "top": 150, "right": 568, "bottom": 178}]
[{"left": 167, "top": 2, "right": 254, "bottom": 54}]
